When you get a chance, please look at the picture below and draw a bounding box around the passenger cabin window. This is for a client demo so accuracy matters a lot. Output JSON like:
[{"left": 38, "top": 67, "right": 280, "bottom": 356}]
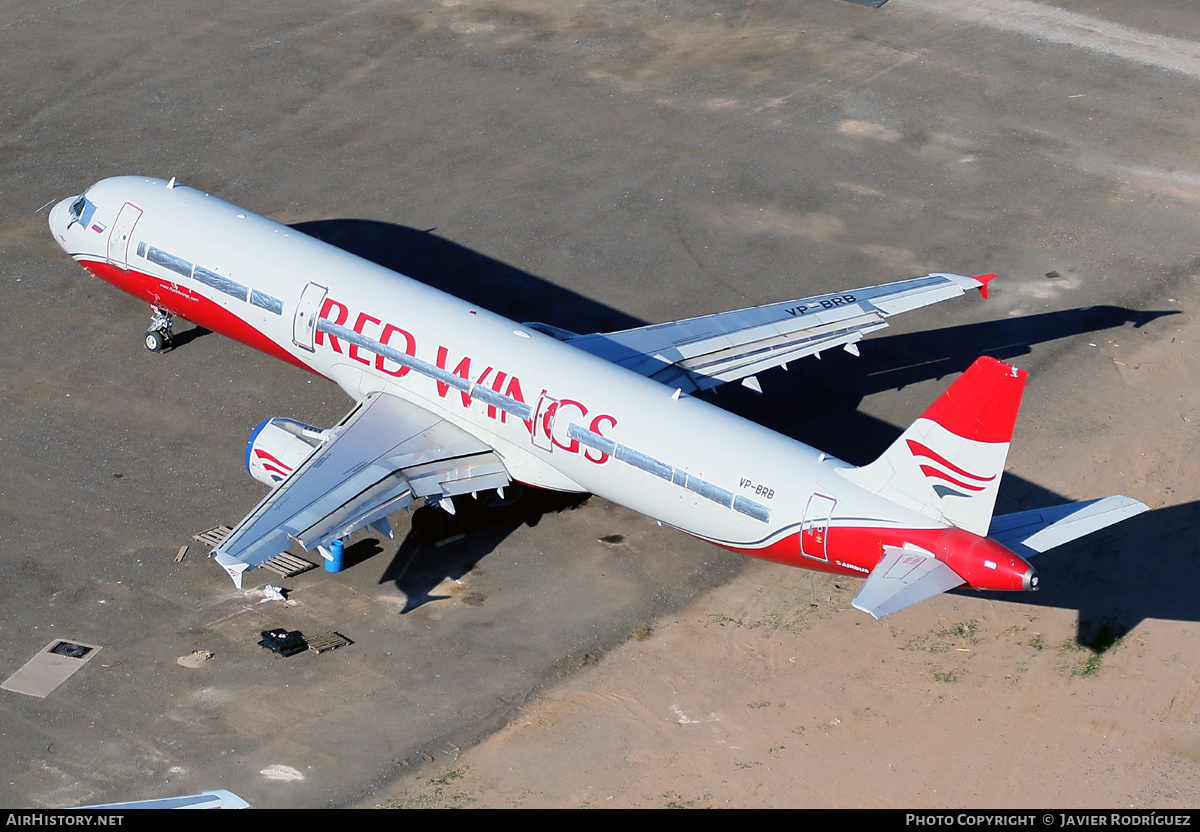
[
  {"left": 139, "top": 242, "right": 285, "bottom": 315},
  {"left": 145, "top": 246, "right": 193, "bottom": 279},
  {"left": 250, "top": 289, "right": 284, "bottom": 315}
]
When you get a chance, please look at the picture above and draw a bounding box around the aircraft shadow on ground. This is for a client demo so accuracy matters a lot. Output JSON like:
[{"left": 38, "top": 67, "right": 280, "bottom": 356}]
[
  {"left": 169, "top": 324, "right": 212, "bottom": 348},
  {"left": 967, "top": 500, "right": 1200, "bottom": 649},
  {"left": 297, "top": 218, "right": 1187, "bottom": 643},
  {"left": 709, "top": 306, "right": 1177, "bottom": 462},
  {"left": 292, "top": 219, "right": 644, "bottom": 335},
  {"left": 375, "top": 488, "right": 591, "bottom": 613}
]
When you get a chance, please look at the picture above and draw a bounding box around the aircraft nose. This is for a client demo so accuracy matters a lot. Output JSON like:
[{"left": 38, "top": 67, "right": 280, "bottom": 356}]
[{"left": 48, "top": 196, "right": 77, "bottom": 246}]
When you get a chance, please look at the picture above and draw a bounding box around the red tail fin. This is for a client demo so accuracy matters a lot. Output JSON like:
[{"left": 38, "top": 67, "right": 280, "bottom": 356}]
[
  {"left": 921, "top": 355, "right": 1026, "bottom": 442},
  {"left": 839, "top": 356, "right": 1027, "bottom": 535}
]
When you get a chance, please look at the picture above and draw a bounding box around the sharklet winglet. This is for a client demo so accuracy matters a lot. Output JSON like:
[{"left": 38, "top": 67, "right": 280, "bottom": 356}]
[
  {"left": 973, "top": 273, "right": 997, "bottom": 299},
  {"left": 212, "top": 551, "right": 249, "bottom": 589}
]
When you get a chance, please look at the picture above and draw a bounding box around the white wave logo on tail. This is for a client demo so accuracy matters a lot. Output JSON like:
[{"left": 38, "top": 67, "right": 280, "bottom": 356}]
[{"left": 907, "top": 439, "right": 997, "bottom": 499}]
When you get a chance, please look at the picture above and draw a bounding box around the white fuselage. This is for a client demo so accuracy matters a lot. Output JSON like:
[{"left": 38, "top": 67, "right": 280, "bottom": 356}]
[{"left": 49, "top": 176, "right": 949, "bottom": 577}]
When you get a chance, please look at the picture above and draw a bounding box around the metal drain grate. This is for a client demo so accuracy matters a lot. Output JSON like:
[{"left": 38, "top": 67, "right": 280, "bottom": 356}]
[
  {"left": 2, "top": 639, "right": 103, "bottom": 697},
  {"left": 49, "top": 641, "right": 93, "bottom": 659}
]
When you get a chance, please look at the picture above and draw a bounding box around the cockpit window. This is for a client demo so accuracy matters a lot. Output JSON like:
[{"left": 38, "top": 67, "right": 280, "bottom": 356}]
[{"left": 67, "top": 195, "right": 97, "bottom": 230}]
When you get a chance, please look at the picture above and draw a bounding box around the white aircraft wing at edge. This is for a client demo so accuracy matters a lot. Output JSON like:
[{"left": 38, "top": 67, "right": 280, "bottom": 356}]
[
  {"left": 566, "top": 273, "right": 993, "bottom": 393},
  {"left": 987, "top": 495, "right": 1148, "bottom": 558},
  {"left": 77, "top": 789, "right": 250, "bottom": 810},
  {"left": 213, "top": 392, "right": 510, "bottom": 587}
]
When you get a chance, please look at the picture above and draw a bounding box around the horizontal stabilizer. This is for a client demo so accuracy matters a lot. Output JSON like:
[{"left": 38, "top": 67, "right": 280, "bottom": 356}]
[
  {"left": 988, "top": 495, "right": 1148, "bottom": 557},
  {"left": 852, "top": 546, "right": 967, "bottom": 619}
]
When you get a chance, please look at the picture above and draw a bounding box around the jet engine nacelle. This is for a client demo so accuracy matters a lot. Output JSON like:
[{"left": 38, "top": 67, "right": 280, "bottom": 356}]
[{"left": 245, "top": 417, "right": 326, "bottom": 486}]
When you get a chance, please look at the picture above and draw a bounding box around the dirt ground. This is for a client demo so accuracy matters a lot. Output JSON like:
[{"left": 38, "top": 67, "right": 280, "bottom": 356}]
[
  {"left": 380, "top": 580, "right": 1200, "bottom": 809},
  {"left": 359, "top": 1, "right": 1200, "bottom": 808}
]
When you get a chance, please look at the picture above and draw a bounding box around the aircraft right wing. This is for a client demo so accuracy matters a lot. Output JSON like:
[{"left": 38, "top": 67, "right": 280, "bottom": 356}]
[
  {"left": 211, "top": 392, "right": 510, "bottom": 587},
  {"left": 563, "top": 273, "right": 994, "bottom": 394}
]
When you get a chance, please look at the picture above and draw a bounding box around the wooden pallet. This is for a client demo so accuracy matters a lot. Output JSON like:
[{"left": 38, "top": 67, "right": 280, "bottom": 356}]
[
  {"left": 193, "top": 526, "right": 314, "bottom": 578},
  {"left": 193, "top": 525, "right": 233, "bottom": 547},
  {"left": 261, "top": 552, "right": 316, "bottom": 578},
  {"left": 307, "top": 632, "right": 352, "bottom": 654}
]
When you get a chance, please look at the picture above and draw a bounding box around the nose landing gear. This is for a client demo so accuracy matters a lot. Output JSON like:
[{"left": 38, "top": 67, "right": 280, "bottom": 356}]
[{"left": 144, "top": 305, "right": 175, "bottom": 353}]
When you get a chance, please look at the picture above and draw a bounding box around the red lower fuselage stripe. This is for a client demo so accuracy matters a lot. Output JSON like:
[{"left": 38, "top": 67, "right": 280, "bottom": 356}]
[
  {"left": 80, "top": 258, "right": 316, "bottom": 374},
  {"left": 718, "top": 523, "right": 1030, "bottom": 591}
]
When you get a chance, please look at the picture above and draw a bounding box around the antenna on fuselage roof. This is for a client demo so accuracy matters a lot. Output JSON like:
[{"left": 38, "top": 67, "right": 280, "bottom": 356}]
[{"left": 167, "top": 177, "right": 176, "bottom": 189}]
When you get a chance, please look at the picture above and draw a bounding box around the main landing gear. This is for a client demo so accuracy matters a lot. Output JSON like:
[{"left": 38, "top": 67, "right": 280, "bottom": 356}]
[{"left": 144, "top": 306, "right": 175, "bottom": 353}]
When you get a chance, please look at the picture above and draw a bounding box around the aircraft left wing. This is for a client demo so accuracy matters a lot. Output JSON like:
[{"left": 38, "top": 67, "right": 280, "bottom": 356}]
[
  {"left": 564, "top": 273, "right": 993, "bottom": 393},
  {"left": 851, "top": 546, "right": 967, "bottom": 620},
  {"left": 211, "top": 392, "right": 510, "bottom": 587},
  {"left": 78, "top": 790, "right": 250, "bottom": 810}
]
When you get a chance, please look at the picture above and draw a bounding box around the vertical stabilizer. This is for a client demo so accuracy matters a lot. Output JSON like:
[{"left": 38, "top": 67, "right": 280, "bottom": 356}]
[{"left": 839, "top": 356, "right": 1027, "bottom": 535}]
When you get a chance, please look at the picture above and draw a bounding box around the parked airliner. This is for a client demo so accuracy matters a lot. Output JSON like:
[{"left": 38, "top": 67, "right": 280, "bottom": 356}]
[{"left": 48, "top": 176, "right": 1146, "bottom": 617}]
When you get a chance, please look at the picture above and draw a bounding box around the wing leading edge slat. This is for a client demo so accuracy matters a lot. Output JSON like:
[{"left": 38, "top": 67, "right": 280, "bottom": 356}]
[{"left": 567, "top": 273, "right": 988, "bottom": 392}]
